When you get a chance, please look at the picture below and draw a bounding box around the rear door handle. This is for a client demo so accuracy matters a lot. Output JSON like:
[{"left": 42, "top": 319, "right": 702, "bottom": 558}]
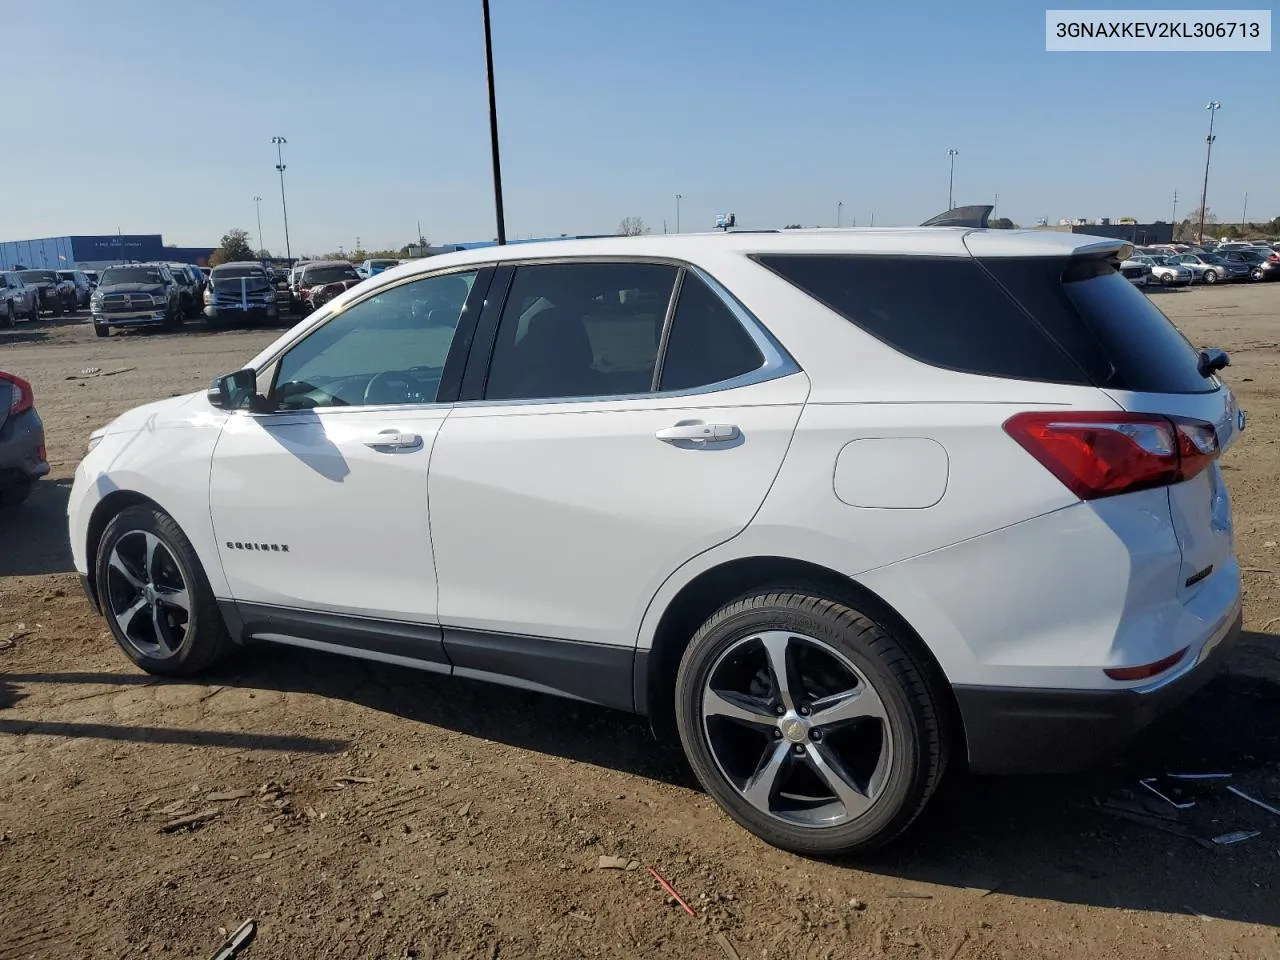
[
  {"left": 655, "top": 422, "right": 740, "bottom": 443},
  {"left": 363, "top": 429, "right": 422, "bottom": 450}
]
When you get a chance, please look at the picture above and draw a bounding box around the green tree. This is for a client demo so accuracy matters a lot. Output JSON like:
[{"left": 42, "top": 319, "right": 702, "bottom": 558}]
[{"left": 215, "top": 228, "right": 256, "bottom": 264}]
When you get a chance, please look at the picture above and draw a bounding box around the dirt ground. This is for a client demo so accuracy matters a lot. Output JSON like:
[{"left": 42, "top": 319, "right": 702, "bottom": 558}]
[{"left": 1, "top": 290, "right": 1279, "bottom": 960}]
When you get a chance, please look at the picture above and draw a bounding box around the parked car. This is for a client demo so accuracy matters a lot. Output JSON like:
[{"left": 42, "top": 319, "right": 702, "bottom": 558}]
[
  {"left": 203, "top": 262, "right": 279, "bottom": 326},
  {"left": 357, "top": 258, "right": 399, "bottom": 279},
  {"left": 0, "top": 272, "right": 40, "bottom": 325},
  {"left": 89, "top": 263, "right": 183, "bottom": 337},
  {"left": 0, "top": 370, "right": 48, "bottom": 507},
  {"left": 1118, "top": 258, "right": 1151, "bottom": 286},
  {"left": 17, "top": 269, "right": 77, "bottom": 316},
  {"left": 295, "top": 260, "right": 362, "bottom": 314},
  {"left": 1130, "top": 255, "right": 1193, "bottom": 287},
  {"left": 165, "top": 264, "right": 203, "bottom": 318},
  {"left": 69, "top": 227, "right": 1244, "bottom": 856},
  {"left": 1172, "top": 253, "right": 1251, "bottom": 284},
  {"left": 1220, "top": 249, "right": 1280, "bottom": 282},
  {"left": 57, "top": 269, "right": 95, "bottom": 307}
]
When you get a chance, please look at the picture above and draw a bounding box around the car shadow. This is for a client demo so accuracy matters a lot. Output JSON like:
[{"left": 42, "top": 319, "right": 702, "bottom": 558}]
[
  {"left": 0, "top": 329, "right": 50, "bottom": 346},
  {"left": 0, "top": 477, "right": 74, "bottom": 575},
  {"left": 194, "top": 631, "right": 1280, "bottom": 926},
  {"left": 6, "top": 625, "right": 1277, "bottom": 925}
]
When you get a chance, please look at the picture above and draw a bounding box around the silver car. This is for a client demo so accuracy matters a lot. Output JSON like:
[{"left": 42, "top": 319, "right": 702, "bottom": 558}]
[
  {"left": 1131, "top": 255, "right": 1193, "bottom": 287},
  {"left": 1173, "top": 253, "right": 1251, "bottom": 284}
]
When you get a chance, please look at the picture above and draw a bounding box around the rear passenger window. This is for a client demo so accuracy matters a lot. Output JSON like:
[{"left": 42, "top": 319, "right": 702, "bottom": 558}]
[
  {"left": 484, "top": 262, "right": 677, "bottom": 401},
  {"left": 659, "top": 273, "right": 764, "bottom": 391},
  {"left": 754, "top": 254, "right": 1086, "bottom": 384}
]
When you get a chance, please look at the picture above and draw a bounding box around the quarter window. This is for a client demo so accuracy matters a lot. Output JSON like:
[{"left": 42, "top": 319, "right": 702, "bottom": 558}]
[
  {"left": 484, "top": 262, "right": 678, "bottom": 401},
  {"left": 659, "top": 273, "right": 765, "bottom": 391},
  {"left": 273, "top": 271, "right": 477, "bottom": 409}
]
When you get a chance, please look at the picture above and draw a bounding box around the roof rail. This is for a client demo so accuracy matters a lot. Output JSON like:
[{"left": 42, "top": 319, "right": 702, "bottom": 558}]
[{"left": 920, "top": 205, "right": 994, "bottom": 229}]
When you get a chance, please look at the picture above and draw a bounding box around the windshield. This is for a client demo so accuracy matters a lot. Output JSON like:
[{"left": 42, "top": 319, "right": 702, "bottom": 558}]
[
  {"left": 303, "top": 265, "right": 360, "bottom": 284},
  {"left": 370, "top": 260, "right": 397, "bottom": 269},
  {"left": 18, "top": 270, "right": 57, "bottom": 283},
  {"left": 213, "top": 266, "right": 267, "bottom": 280},
  {"left": 57, "top": 271, "right": 75, "bottom": 280},
  {"left": 99, "top": 267, "right": 166, "bottom": 285}
]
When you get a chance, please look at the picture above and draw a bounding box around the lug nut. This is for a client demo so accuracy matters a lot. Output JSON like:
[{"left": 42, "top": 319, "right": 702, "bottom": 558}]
[
  {"left": 798, "top": 705, "right": 811, "bottom": 717},
  {"left": 775, "top": 705, "right": 785, "bottom": 716},
  {"left": 772, "top": 728, "right": 782, "bottom": 739},
  {"left": 811, "top": 729, "right": 823, "bottom": 742},
  {"left": 793, "top": 744, "right": 806, "bottom": 755}
]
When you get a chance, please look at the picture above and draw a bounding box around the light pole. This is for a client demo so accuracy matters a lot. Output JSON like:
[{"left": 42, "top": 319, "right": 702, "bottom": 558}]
[
  {"left": 1241, "top": 191, "right": 1248, "bottom": 233},
  {"left": 481, "top": 0, "right": 506, "bottom": 245},
  {"left": 947, "top": 149, "right": 959, "bottom": 209},
  {"left": 253, "top": 196, "right": 264, "bottom": 258},
  {"left": 1172, "top": 187, "right": 1178, "bottom": 226},
  {"left": 1197, "top": 101, "right": 1220, "bottom": 242},
  {"left": 837, "top": 201, "right": 843, "bottom": 228},
  {"left": 271, "top": 136, "right": 292, "bottom": 263},
  {"left": 675, "top": 194, "right": 682, "bottom": 234}
]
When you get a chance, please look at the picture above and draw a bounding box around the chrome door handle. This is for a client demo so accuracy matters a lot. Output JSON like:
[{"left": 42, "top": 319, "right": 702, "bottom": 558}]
[
  {"left": 363, "top": 429, "right": 422, "bottom": 449},
  {"left": 655, "top": 422, "right": 740, "bottom": 443}
]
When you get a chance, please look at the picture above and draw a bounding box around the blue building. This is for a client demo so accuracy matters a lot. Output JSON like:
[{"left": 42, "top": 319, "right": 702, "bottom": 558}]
[{"left": 0, "top": 234, "right": 216, "bottom": 271}]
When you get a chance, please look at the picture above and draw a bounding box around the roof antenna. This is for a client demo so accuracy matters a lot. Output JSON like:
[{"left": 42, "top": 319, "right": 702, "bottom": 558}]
[{"left": 920, "top": 205, "right": 993, "bottom": 228}]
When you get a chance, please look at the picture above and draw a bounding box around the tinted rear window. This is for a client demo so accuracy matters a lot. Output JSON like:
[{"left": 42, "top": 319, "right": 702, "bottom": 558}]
[
  {"left": 981, "top": 256, "right": 1214, "bottom": 394},
  {"left": 753, "top": 254, "right": 1086, "bottom": 384},
  {"left": 755, "top": 253, "right": 1212, "bottom": 395}
]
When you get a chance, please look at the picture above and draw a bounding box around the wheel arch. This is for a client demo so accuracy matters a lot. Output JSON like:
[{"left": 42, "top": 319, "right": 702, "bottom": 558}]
[
  {"left": 83, "top": 490, "right": 169, "bottom": 607},
  {"left": 637, "top": 555, "right": 964, "bottom": 762}
]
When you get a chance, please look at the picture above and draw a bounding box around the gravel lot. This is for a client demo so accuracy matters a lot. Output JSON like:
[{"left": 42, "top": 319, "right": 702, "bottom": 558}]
[{"left": 1, "top": 290, "right": 1279, "bottom": 959}]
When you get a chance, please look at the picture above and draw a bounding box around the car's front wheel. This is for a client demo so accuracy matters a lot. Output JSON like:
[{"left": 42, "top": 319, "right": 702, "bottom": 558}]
[
  {"left": 1203, "top": 269, "right": 1218, "bottom": 284},
  {"left": 95, "top": 504, "right": 232, "bottom": 676},
  {"left": 2, "top": 302, "right": 14, "bottom": 329},
  {"left": 675, "top": 588, "right": 946, "bottom": 857}
]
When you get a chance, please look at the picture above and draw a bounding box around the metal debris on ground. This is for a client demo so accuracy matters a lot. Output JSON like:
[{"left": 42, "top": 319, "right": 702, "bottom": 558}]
[
  {"left": 206, "top": 919, "right": 255, "bottom": 960},
  {"left": 647, "top": 865, "right": 696, "bottom": 917},
  {"left": 1069, "top": 799, "right": 1213, "bottom": 848},
  {"left": 1212, "top": 830, "right": 1261, "bottom": 845},
  {"left": 1227, "top": 785, "right": 1280, "bottom": 818},
  {"left": 1140, "top": 777, "right": 1196, "bottom": 810},
  {"left": 885, "top": 891, "right": 934, "bottom": 899},
  {"left": 1167, "top": 772, "right": 1232, "bottom": 781}
]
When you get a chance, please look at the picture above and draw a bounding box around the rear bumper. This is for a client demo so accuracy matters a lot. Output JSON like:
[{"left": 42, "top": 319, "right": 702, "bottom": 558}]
[
  {"left": 955, "top": 603, "right": 1242, "bottom": 774},
  {"left": 0, "top": 407, "right": 49, "bottom": 487}
]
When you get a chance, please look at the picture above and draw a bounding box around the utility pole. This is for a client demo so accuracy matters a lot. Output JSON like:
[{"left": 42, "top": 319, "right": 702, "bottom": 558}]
[
  {"left": 1241, "top": 191, "right": 1248, "bottom": 233},
  {"left": 481, "top": 0, "right": 506, "bottom": 244},
  {"left": 1171, "top": 187, "right": 1178, "bottom": 226},
  {"left": 675, "top": 194, "right": 682, "bottom": 234},
  {"left": 253, "top": 196, "right": 264, "bottom": 258},
  {"left": 271, "top": 136, "right": 292, "bottom": 263},
  {"left": 993, "top": 193, "right": 999, "bottom": 218},
  {"left": 1197, "top": 101, "right": 1221, "bottom": 243},
  {"left": 837, "top": 201, "right": 843, "bottom": 228},
  {"left": 947, "top": 149, "right": 959, "bottom": 209}
]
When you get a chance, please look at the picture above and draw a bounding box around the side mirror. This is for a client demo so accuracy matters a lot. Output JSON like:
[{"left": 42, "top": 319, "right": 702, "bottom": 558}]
[
  {"left": 1198, "top": 347, "right": 1230, "bottom": 378},
  {"left": 207, "top": 369, "right": 266, "bottom": 411}
]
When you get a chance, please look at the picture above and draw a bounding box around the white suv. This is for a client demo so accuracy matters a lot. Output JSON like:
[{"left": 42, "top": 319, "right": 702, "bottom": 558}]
[{"left": 68, "top": 226, "right": 1245, "bottom": 856}]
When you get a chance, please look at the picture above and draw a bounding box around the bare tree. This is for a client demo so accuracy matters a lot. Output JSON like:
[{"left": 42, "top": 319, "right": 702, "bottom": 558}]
[{"left": 618, "top": 216, "right": 647, "bottom": 237}]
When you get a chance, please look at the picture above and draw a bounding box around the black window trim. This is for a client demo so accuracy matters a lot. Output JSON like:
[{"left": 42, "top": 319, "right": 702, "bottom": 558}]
[
  {"left": 455, "top": 254, "right": 799, "bottom": 407},
  {"left": 243, "top": 263, "right": 497, "bottom": 416}
]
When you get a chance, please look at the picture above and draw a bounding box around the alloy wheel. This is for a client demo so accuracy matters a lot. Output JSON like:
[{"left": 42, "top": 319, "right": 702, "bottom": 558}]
[
  {"left": 103, "top": 530, "right": 191, "bottom": 659},
  {"left": 700, "top": 630, "right": 893, "bottom": 828}
]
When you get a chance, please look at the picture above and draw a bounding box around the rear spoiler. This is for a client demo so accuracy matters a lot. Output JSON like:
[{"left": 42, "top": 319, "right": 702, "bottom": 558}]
[{"left": 920, "top": 205, "right": 993, "bottom": 228}]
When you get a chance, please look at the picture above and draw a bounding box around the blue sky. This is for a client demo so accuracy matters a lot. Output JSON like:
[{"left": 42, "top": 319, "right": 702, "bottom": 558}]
[{"left": 6, "top": 0, "right": 1276, "bottom": 253}]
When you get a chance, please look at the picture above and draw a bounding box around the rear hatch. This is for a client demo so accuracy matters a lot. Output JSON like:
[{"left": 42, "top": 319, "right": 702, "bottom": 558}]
[{"left": 972, "top": 243, "right": 1240, "bottom": 600}]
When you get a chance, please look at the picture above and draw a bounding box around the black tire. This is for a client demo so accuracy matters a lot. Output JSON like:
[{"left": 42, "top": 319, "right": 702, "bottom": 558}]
[
  {"left": 51, "top": 298, "right": 63, "bottom": 317},
  {"left": 95, "top": 504, "right": 232, "bottom": 677},
  {"left": 26, "top": 300, "right": 39, "bottom": 322},
  {"left": 94, "top": 322, "right": 110, "bottom": 338},
  {"left": 1203, "top": 269, "right": 1218, "bottom": 284},
  {"left": 1252, "top": 268, "right": 1264, "bottom": 282},
  {"left": 2, "top": 302, "right": 13, "bottom": 329},
  {"left": 674, "top": 587, "right": 946, "bottom": 857}
]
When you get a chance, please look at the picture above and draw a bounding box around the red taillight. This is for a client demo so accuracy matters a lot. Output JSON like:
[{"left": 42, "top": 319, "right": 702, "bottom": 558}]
[
  {"left": 1003, "top": 411, "right": 1219, "bottom": 500},
  {"left": 1104, "top": 647, "right": 1189, "bottom": 681},
  {"left": 1, "top": 372, "right": 34, "bottom": 416}
]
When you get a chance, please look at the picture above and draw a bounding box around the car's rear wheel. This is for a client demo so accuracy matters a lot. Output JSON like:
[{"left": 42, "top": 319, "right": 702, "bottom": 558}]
[
  {"left": 95, "top": 505, "right": 232, "bottom": 676},
  {"left": 2, "top": 302, "right": 14, "bottom": 329},
  {"left": 675, "top": 588, "right": 946, "bottom": 856},
  {"left": 0, "top": 480, "right": 33, "bottom": 507},
  {"left": 26, "top": 300, "right": 39, "bottom": 322},
  {"left": 1252, "top": 268, "right": 1265, "bottom": 281}
]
